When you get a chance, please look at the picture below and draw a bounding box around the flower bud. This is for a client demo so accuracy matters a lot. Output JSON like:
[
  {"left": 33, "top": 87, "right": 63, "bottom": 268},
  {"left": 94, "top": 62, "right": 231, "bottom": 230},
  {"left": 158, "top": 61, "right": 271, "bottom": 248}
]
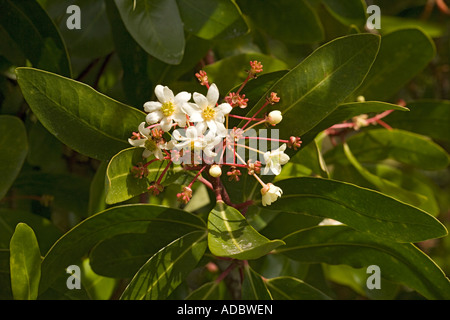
[
  {"left": 267, "top": 110, "right": 283, "bottom": 125},
  {"left": 209, "top": 165, "right": 222, "bottom": 178}
]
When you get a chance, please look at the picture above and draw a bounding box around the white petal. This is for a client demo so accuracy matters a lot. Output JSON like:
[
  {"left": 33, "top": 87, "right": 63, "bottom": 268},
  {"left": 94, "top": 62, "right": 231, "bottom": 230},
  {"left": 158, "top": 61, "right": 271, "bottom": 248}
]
[
  {"left": 279, "top": 143, "right": 287, "bottom": 152},
  {"left": 186, "top": 126, "right": 199, "bottom": 140},
  {"left": 271, "top": 164, "right": 282, "bottom": 175},
  {"left": 195, "top": 122, "right": 208, "bottom": 134},
  {"left": 128, "top": 138, "right": 145, "bottom": 148},
  {"left": 207, "top": 83, "right": 219, "bottom": 106},
  {"left": 138, "top": 122, "right": 151, "bottom": 137},
  {"left": 215, "top": 121, "right": 227, "bottom": 137},
  {"left": 154, "top": 85, "right": 165, "bottom": 103},
  {"left": 173, "top": 129, "right": 184, "bottom": 141},
  {"left": 216, "top": 103, "right": 232, "bottom": 116},
  {"left": 182, "top": 102, "right": 201, "bottom": 116},
  {"left": 154, "top": 148, "right": 164, "bottom": 160},
  {"left": 173, "top": 112, "right": 187, "bottom": 127},
  {"left": 146, "top": 111, "right": 163, "bottom": 124},
  {"left": 206, "top": 120, "right": 217, "bottom": 134},
  {"left": 279, "top": 153, "right": 290, "bottom": 165},
  {"left": 193, "top": 92, "right": 209, "bottom": 109},
  {"left": 163, "top": 86, "right": 175, "bottom": 102},
  {"left": 175, "top": 91, "right": 191, "bottom": 105},
  {"left": 143, "top": 101, "right": 162, "bottom": 113},
  {"left": 189, "top": 110, "right": 203, "bottom": 123},
  {"left": 160, "top": 117, "right": 173, "bottom": 132},
  {"left": 142, "top": 149, "right": 152, "bottom": 158}
]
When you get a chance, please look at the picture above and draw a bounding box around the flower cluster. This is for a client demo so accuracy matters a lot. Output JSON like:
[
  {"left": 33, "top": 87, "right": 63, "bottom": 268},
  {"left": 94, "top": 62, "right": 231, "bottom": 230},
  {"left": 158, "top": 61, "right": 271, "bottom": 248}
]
[{"left": 129, "top": 61, "right": 301, "bottom": 210}]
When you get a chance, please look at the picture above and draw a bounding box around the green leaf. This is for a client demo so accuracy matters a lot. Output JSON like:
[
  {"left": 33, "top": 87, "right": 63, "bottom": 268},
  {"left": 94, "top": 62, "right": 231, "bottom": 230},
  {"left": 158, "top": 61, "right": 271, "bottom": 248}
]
[
  {"left": 352, "top": 28, "right": 436, "bottom": 101},
  {"left": 237, "top": 0, "right": 324, "bottom": 44},
  {"left": 40, "top": 204, "right": 206, "bottom": 293},
  {"left": 105, "top": 147, "right": 191, "bottom": 205},
  {"left": 207, "top": 201, "right": 285, "bottom": 260},
  {"left": 0, "top": 0, "right": 71, "bottom": 77},
  {"left": 9, "top": 223, "right": 41, "bottom": 300},
  {"left": 120, "top": 231, "right": 207, "bottom": 300},
  {"left": 185, "top": 281, "right": 222, "bottom": 300},
  {"left": 240, "top": 34, "right": 380, "bottom": 144},
  {"left": 342, "top": 142, "right": 435, "bottom": 215},
  {"left": 16, "top": 67, "right": 146, "bottom": 161},
  {"left": 385, "top": 100, "right": 450, "bottom": 142},
  {"left": 177, "top": 0, "right": 248, "bottom": 40},
  {"left": 322, "top": 0, "right": 367, "bottom": 27},
  {"left": 324, "top": 129, "right": 449, "bottom": 171},
  {"left": 263, "top": 177, "right": 447, "bottom": 243},
  {"left": 277, "top": 225, "right": 450, "bottom": 300},
  {"left": 266, "top": 276, "right": 332, "bottom": 300},
  {"left": 114, "top": 0, "right": 185, "bottom": 65},
  {"left": 88, "top": 161, "right": 108, "bottom": 216},
  {"left": 0, "top": 209, "right": 62, "bottom": 254},
  {"left": 301, "top": 101, "right": 409, "bottom": 146},
  {"left": 241, "top": 264, "right": 272, "bottom": 300},
  {"left": 0, "top": 116, "right": 28, "bottom": 200}
]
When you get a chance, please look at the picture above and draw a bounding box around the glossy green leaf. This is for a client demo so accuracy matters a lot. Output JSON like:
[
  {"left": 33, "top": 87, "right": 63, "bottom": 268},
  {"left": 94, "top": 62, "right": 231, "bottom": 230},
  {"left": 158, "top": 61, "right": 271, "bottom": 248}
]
[
  {"left": 263, "top": 177, "right": 447, "bottom": 243},
  {"left": 9, "top": 223, "right": 41, "bottom": 300},
  {"left": 301, "top": 101, "right": 409, "bottom": 146},
  {"left": 385, "top": 100, "right": 450, "bottom": 142},
  {"left": 81, "top": 259, "right": 117, "bottom": 300},
  {"left": 0, "top": 209, "right": 61, "bottom": 254},
  {"left": 105, "top": 147, "right": 191, "bottom": 205},
  {"left": 322, "top": 0, "right": 367, "bottom": 27},
  {"left": 0, "top": 116, "right": 28, "bottom": 200},
  {"left": 177, "top": 0, "right": 248, "bottom": 40},
  {"left": 352, "top": 28, "right": 436, "bottom": 101},
  {"left": 277, "top": 225, "right": 450, "bottom": 300},
  {"left": 0, "top": 0, "right": 71, "bottom": 76},
  {"left": 40, "top": 204, "right": 206, "bottom": 293},
  {"left": 379, "top": 16, "right": 446, "bottom": 39},
  {"left": 114, "top": 0, "right": 185, "bottom": 65},
  {"left": 343, "top": 143, "right": 435, "bottom": 215},
  {"left": 241, "top": 264, "right": 272, "bottom": 300},
  {"left": 240, "top": 34, "right": 380, "bottom": 144},
  {"left": 237, "top": 0, "right": 324, "bottom": 44},
  {"left": 88, "top": 161, "right": 108, "bottom": 216},
  {"left": 266, "top": 276, "right": 332, "bottom": 300},
  {"left": 120, "top": 231, "right": 207, "bottom": 300},
  {"left": 207, "top": 201, "right": 285, "bottom": 260},
  {"left": 16, "top": 67, "right": 145, "bottom": 161},
  {"left": 325, "top": 129, "right": 449, "bottom": 171},
  {"left": 89, "top": 214, "right": 206, "bottom": 278},
  {"left": 185, "top": 281, "right": 222, "bottom": 300}
]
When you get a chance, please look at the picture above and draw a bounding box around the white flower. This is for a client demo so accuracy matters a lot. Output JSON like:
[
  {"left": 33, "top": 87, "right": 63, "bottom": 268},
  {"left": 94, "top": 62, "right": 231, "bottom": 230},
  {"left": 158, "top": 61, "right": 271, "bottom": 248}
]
[
  {"left": 267, "top": 110, "right": 283, "bottom": 125},
  {"left": 261, "top": 183, "right": 283, "bottom": 206},
  {"left": 263, "top": 143, "right": 290, "bottom": 175},
  {"left": 187, "top": 83, "right": 232, "bottom": 137},
  {"left": 144, "top": 85, "right": 191, "bottom": 132},
  {"left": 171, "top": 126, "right": 222, "bottom": 163},
  {"left": 128, "top": 122, "right": 167, "bottom": 160}
]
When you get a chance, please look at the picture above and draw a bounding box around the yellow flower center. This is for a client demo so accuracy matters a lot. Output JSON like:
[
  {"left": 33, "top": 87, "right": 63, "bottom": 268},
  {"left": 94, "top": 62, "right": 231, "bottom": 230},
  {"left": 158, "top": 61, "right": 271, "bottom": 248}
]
[
  {"left": 202, "top": 106, "right": 216, "bottom": 121},
  {"left": 144, "top": 139, "right": 158, "bottom": 151},
  {"left": 161, "top": 101, "right": 175, "bottom": 117}
]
